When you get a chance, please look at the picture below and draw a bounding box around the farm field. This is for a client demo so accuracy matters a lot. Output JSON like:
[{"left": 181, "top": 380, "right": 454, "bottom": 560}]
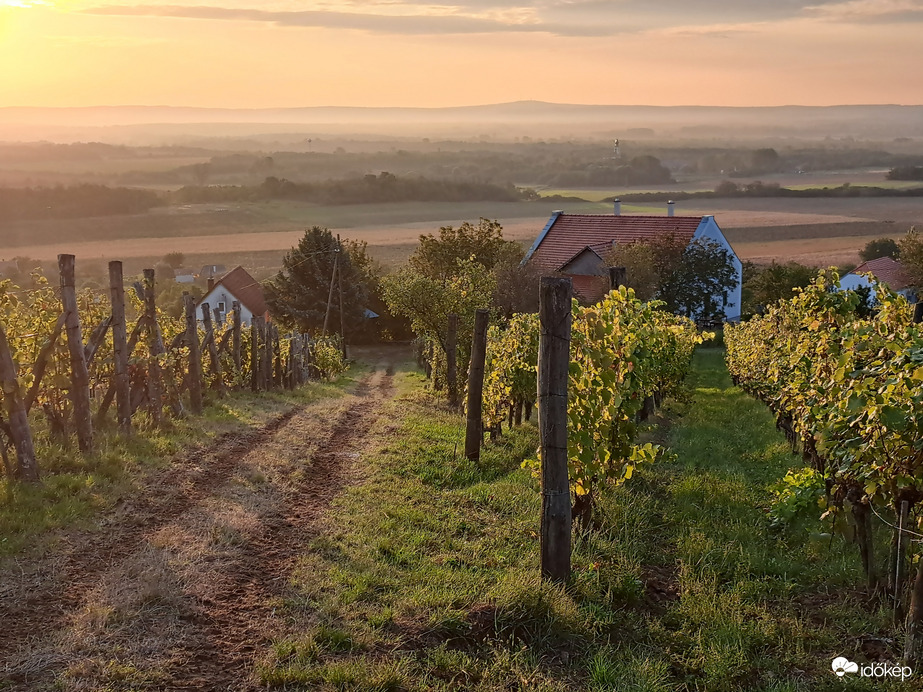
[{"left": 1, "top": 347, "right": 901, "bottom": 690}]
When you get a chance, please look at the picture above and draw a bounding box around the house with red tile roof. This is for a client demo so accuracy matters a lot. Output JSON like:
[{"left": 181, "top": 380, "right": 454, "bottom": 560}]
[
  {"left": 196, "top": 265, "right": 270, "bottom": 326},
  {"left": 840, "top": 256, "right": 916, "bottom": 300},
  {"left": 523, "top": 205, "right": 742, "bottom": 320}
]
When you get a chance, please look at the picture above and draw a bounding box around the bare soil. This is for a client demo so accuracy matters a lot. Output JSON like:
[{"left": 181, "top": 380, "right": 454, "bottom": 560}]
[{"left": 0, "top": 356, "right": 398, "bottom": 691}]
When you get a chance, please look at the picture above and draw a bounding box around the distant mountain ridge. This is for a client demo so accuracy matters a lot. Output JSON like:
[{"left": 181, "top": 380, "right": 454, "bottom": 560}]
[
  {"left": 2, "top": 101, "right": 922, "bottom": 126},
  {"left": 2, "top": 101, "right": 921, "bottom": 142}
]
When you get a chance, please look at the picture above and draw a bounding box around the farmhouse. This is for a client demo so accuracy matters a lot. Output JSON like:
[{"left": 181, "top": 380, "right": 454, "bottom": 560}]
[
  {"left": 196, "top": 265, "right": 270, "bottom": 327},
  {"left": 523, "top": 203, "right": 743, "bottom": 320},
  {"left": 840, "top": 256, "right": 916, "bottom": 301}
]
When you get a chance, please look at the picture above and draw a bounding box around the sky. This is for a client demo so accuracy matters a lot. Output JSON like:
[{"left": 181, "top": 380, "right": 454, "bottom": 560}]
[{"left": 1, "top": 0, "right": 921, "bottom": 108}]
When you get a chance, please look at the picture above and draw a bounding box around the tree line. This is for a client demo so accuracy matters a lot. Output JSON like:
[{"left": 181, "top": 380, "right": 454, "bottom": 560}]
[
  {"left": 0, "top": 185, "right": 162, "bottom": 222},
  {"left": 171, "top": 172, "right": 527, "bottom": 206}
]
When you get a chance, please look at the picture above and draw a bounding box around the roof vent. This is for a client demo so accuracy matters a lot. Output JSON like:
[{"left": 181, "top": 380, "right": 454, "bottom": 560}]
[
  {"left": 613, "top": 198, "right": 621, "bottom": 216},
  {"left": 667, "top": 200, "right": 675, "bottom": 217}
]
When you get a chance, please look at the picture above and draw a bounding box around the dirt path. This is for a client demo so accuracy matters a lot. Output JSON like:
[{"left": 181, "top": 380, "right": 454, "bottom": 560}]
[{"left": 0, "top": 361, "right": 396, "bottom": 691}]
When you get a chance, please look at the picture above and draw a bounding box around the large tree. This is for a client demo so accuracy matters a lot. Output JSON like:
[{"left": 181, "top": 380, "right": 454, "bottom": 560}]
[
  {"left": 898, "top": 227, "right": 923, "bottom": 287},
  {"left": 265, "top": 226, "right": 370, "bottom": 334},
  {"left": 604, "top": 234, "right": 687, "bottom": 301},
  {"left": 859, "top": 237, "right": 900, "bottom": 262},
  {"left": 410, "top": 218, "right": 518, "bottom": 282},
  {"left": 659, "top": 238, "right": 738, "bottom": 320},
  {"left": 742, "top": 261, "right": 817, "bottom": 315}
]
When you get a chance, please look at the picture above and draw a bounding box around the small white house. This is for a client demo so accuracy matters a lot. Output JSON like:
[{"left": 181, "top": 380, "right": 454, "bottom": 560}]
[
  {"left": 840, "top": 256, "right": 916, "bottom": 302},
  {"left": 174, "top": 268, "right": 195, "bottom": 284},
  {"left": 196, "top": 266, "right": 269, "bottom": 327},
  {"left": 523, "top": 202, "right": 743, "bottom": 321}
]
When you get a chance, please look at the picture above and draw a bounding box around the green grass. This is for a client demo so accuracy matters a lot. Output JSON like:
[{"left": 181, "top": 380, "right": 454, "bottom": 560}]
[
  {"left": 0, "top": 372, "right": 356, "bottom": 558},
  {"left": 262, "top": 350, "right": 917, "bottom": 691}
]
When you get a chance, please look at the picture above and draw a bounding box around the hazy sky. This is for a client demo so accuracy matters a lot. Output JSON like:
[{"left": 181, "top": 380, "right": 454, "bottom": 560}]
[{"left": 1, "top": 0, "right": 921, "bottom": 107}]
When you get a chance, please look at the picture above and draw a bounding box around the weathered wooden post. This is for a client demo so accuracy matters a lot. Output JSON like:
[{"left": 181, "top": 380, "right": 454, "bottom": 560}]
[
  {"left": 464, "top": 308, "right": 489, "bottom": 461},
  {"left": 0, "top": 322, "right": 39, "bottom": 482},
  {"left": 539, "top": 276, "right": 572, "bottom": 583},
  {"left": 446, "top": 313, "right": 459, "bottom": 408},
  {"left": 108, "top": 261, "right": 131, "bottom": 435},
  {"left": 201, "top": 302, "right": 227, "bottom": 396},
  {"left": 232, "top": 301, "right": 242, "bottom": 374},
  {"left": 608, "top": 266, "right": 627, "bottom": 290},
  {"left": 337, "top": 233, "right": 348, "bottom": 360},
  {"left": 142, "top": 268, "right": 164, "bottom": 424},
  {"left": 58, "top": 254, "right": 93, "bottom": 452},
  {"left": 183, "top": 293, "right": 203, "bottom": 414},
  {"left": 263, "top": 323, "right": 274, "bottom": 389},
  {"left": 322, "top": 245, "right": 339, "bottom": 337},
  {"left": 272, "top": 325, "right": 282, "bottom": 387},
  {"left": 250, "top": 316, "right": 261, "bottom": 392}
]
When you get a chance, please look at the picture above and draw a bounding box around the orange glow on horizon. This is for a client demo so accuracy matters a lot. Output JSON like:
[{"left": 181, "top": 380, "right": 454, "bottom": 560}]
[{"left": 0, "top": 3, "right": 921, "bottom": 108}]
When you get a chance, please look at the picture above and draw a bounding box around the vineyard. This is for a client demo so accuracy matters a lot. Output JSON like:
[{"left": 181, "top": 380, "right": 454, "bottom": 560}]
[
  {"left": 479, "top": 287, "right": 705, "bottom": 525},
  {"left": 8, "top": 256, "right": 915, "bottom": 689},
  {"left": 726, "top": 272, "right": 923, "bottom": 661},
  {"left": 0, "top": 255, "right": 345, "bottom": 485}
]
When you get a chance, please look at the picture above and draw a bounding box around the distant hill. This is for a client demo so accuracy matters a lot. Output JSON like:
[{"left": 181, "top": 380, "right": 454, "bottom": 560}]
[{"left": 2, "top": 101, "right": 922, "bottom": 143}]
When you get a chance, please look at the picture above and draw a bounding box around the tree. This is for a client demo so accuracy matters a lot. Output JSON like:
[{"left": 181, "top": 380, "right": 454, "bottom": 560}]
[
  {"left": 603, "top": 235, "right": 687, "bottom": 301},
  {"left": 899, "top": 227, "right": 923, "bottom": 288},
  {"left": 162, "top": 252, "right": 185, "bottom": 269},
  {"left": 410, "top": 218, "right": 517, "bottom": 283},
  {"left": 382, "top": 258, "right": 495, "bottom": 380},
  {"left": 264, "top": 226, "right": 369, "bottom": 334},
  {"left": 859, "top": 237, "right": 900, "bottom": 262},
  {"left": 492, "top": 247, "right": 543, "bottom": 318},
  {"left": 659, "top": 239, "right": 738, "bottom": 321},
  {"left": 742, "top": 261, "right": 818, "bottom": 315}
]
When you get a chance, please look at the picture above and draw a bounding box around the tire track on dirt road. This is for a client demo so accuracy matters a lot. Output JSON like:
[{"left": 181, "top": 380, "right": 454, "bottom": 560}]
[
  {"left": 174, "top": 364, "right": 394, "bottom": 691},
  {"left": 0, "top": 362, "right": 396, "bottom": 690}
]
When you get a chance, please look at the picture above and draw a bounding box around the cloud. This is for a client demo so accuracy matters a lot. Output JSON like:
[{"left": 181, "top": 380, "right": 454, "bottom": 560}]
[
  {"left": 82, "top": 3, "right": 613, "bottom": 35},
  {"left": 804, "top": 0, "right": 923, "bottom": 19}
]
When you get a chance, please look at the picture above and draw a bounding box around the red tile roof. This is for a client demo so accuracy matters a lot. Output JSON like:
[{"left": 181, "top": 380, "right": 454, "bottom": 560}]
[
  {"left": 208, "top": 266, "right": 269, "bottom": 317},
  {"left": 527, "top": 213, "right": 703, "bottom": 272},
  {"left": 848, "top": 256, "right": 913, "bottom": 292}
]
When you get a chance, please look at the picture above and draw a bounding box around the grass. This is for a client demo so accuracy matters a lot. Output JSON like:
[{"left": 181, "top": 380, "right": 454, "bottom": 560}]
[
  {"left": 260, "top": 350, "right": 916, "bottom": 691},
  {"left": 0, "top": 372, "right": 357, "bottom": 559}
]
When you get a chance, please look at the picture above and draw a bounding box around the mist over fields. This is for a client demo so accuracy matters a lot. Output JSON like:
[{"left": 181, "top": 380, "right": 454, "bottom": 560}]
[
  {"left": 3, "top": 101, "right": 923, "bottom": 144},
  {"left": 1, "top": 100, "right": 922, "bottom": 278}
]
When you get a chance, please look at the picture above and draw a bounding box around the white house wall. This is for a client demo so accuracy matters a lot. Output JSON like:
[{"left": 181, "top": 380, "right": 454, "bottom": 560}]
[
  {"left": 693, "top": 216, "right": 743, "bottom": 321},
  {"left": 197, "top": 287, "right": 256, "bottom": 326}
]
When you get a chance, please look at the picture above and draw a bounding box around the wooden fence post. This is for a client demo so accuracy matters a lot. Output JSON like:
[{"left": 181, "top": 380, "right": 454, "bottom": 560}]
[
  {"left": 232, "top": 301, "right": 242, "bottom": 374},
  {"left": 272, "top": 325, "right": 281, "bottom": 386},
  {"left": 337, "top": 233, "right": 348, "bottom": 361},
  {"left": 464, "top": 308, "right": 489, "bottom": 461},
  {"left": 539, "top": 276, "right": 572, "bottom": 583},
  {"left": 201, "top": 302, "right": 226, "bottom": 396},
  {"left": 262, "top": 321, "right": 273, "bottom": 389},
  {"left": 142, "top": 268, "right": 165, "bottom": 424},
  {"left": 446, "top": 313, "right": 459, "bottom": 408},
  {"left": 250, "top": 316, "right": 261, "bottom": 391},
  {"left": 0, "top": 322, "right": 39, "bottom": 482},
  {"left": 108, "top": 261, "right": 131, "bottom": 435},
  {"left": 323, "top": 246, "right": 339, "bottom": 337},
  {"left": 608, "top": 266, "right": 627, "bottom": 291},
  {"left": 58, "top": 254, "right": 93, "bottom": 452},
  {"left": 184, "top": 293, "right": 203, "bottom": 414}
]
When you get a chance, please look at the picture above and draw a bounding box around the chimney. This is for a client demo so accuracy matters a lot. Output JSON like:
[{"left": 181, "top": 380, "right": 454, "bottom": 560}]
[
  {"left": 207, "top": 277, "right": 215, "bottom": 291},
  {"left": 667, "top": 200, "right": 675, "bottom": 217},
  {"left": 613, "top": 198, "right": 621, "bottom": 216}
]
